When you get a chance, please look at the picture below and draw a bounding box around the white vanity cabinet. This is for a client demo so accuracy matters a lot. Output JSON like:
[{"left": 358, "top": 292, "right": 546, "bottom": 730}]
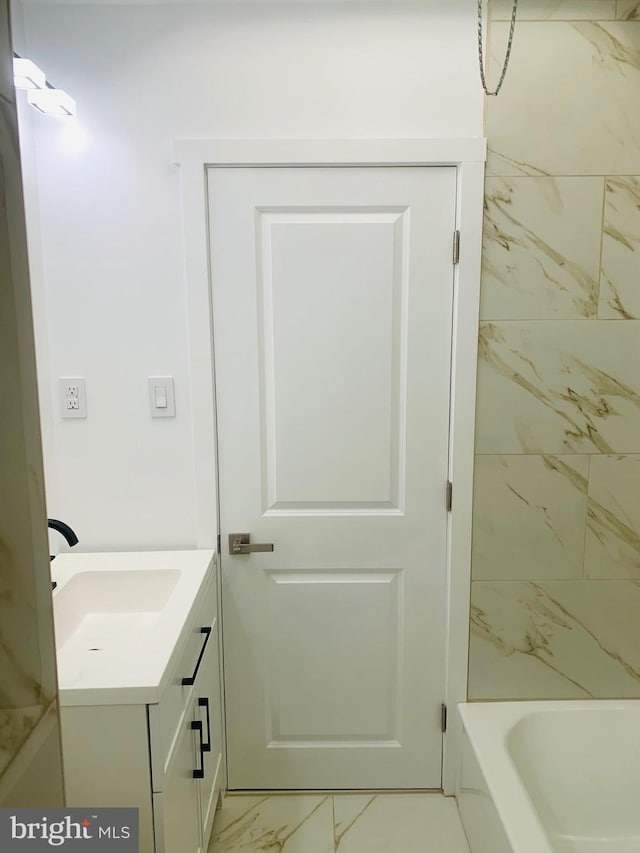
[
  {"left": 153, "top": 626, "right": 222, "bottom": 852},
  {"left": 150, "top": 569, "right": 223, "bottom": 853},
  {"left": 59, "top": 554, "right": 223, "bottom": 853}
]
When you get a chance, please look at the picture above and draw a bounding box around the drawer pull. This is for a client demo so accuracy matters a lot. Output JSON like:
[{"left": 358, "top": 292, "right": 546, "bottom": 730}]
[
  {"left": 182, "top": 626, "right": 212, "bottom": 686},
  {"left": 198, "top": 697, "right": 212, "bottom": 752},
  {"left": 191, "top": 720, "right": 205, "bottom": 779}
]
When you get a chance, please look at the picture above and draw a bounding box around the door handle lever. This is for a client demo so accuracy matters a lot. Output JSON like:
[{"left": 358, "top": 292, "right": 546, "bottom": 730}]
[{"left": 229, "top": 533, "right": 274, "bottom": 555}]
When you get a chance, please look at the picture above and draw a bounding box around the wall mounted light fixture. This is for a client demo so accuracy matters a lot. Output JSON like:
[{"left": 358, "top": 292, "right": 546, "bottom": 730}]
[
  {"left": 27, "top": 88, "right": 76, "bottom": 117},
  {"left": 13, "top": 57, "right": 46, "bottom": 90},
  {"left": 13, "top": 52, "right": 76, "bottom": 117}
]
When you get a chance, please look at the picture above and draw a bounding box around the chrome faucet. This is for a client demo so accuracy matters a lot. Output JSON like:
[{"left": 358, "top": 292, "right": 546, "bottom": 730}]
[{"left": 48, "top": 519, "right": 79, "bottom": 589}]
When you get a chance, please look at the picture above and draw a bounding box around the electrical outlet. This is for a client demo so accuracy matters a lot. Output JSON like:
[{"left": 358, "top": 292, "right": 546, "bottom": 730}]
[{"left": 60, "top": 377, "right": 87, "bottom": 419}]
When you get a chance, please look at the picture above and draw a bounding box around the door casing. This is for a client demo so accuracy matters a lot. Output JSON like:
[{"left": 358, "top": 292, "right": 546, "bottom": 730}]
[{"left": 172, "top": 138, "right": 486, "bottom": 794}]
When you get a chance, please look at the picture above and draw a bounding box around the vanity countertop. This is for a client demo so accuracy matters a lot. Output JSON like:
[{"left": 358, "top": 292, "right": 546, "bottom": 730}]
[{"left": 52, "top": 549, "right": 215, "bottom": 707}]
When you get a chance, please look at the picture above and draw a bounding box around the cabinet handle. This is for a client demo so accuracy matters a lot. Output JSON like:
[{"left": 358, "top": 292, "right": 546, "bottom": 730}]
[
  {"left": 198, "top": 697, "right": 212, "bottom": 752},
  {"left": 191, "top": 720, "right": 205, "bottom": 779},
  {"left": 182, "top": 626, "right": 212, "bottom": 686}
]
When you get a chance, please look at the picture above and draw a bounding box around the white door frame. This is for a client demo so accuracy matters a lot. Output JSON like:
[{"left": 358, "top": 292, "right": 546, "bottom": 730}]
[{"left": 172, "top": 138, "right": 486, "bottom": 794}]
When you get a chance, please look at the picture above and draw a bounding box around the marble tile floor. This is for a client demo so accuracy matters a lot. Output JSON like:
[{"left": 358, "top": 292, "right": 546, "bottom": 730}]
[{"left": 208, "top": 792, "right": 470, "bottom": 853}]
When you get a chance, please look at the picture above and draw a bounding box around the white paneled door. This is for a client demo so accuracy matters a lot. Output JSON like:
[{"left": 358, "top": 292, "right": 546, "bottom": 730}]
[{"left": 208, "top": 166, "right": 456, "bottom": 790}]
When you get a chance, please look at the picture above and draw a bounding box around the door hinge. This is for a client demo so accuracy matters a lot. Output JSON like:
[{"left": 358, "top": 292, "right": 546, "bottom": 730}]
[
  {"left": 446, "top": 480, "right": 453, "bottom": 512},
  {"left": 452, "top": 230, "right": 460, "bottom": 265},
  {"left": 217, "top": 533, "right": 221, "bottom": 552},
  {"left": 441, "top": 703, "right": 448, "bottom": 733}
]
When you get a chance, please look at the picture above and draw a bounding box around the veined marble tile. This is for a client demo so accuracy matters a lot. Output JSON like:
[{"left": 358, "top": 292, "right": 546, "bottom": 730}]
[
  {"left": 334, "top": 794, "right": 470, "bottom": 853},
  {"left": 472, "top": 455, "right": 588, "bottom": 580},
  {"left": 334, "top": 795, "right": 376, "bottom": 846},
  {"left": 585, "top": 455, "right": 640, "bottom": 577},
  {"left": 475, "top": 320, "right": 640, "bottom": 453},
  {"left": 0, "top": 63, "right": 62, "bottom": 795},
  {"left": 599, "top": 177, "right": 640, "bottom": 318},
  {"left": 469, "top": 628, "right": 590, "bottom": 699},
  {"left": 617, "top": 1, "right": 640, "bottom": 19},
  {"left": 209, "top": 795, "right": 333, "bottom": 853},
  {"left": 0, "top": 2, "right": 15, "bottom": 106},
  {"left": 469, "top": 580, "right": 640, "bottom": 699},
  {"left": 493, "top": 0, "right": 616, "bottom": 20},
  {"left": 486, "top": 22, "right": 640, "bottom": 176},
  {"left": 481, "top": 177, "right": 603, "bottom": 319},
  {"left": 0, "top": 639, "right": 44, "bottom": 709},
  {"left": 0, "top": 706, "right": 45, "bottom": 777}
]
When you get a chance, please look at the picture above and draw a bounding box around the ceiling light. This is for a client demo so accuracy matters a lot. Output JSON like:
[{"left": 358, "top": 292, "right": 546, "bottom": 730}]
[
  {"left": 13, "top": 58, "right": 46, "bottom": 90},
  {"left": 27, "top": 88, "right": 76, "bottom": 118}
]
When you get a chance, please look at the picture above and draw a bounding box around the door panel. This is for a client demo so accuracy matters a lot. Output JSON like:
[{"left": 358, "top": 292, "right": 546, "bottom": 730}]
[
  {"left": 209, "top": 166, "right": 456, "bottom": 789},
  {"left": 265, "top": 569, "right": 402, "bottom": 743},
  {"left": 258, "top": 208, "right": 406, "bottom": 511}
]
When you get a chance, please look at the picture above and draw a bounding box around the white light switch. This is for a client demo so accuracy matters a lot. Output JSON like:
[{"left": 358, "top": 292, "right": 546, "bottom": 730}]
[
  {"left": 60, "top": 377, "right": 87, "bottom": 419},
  {"left": 148, "top": 377, "right": 175, "bottom": 418},
  {"left": 154, "top": 386, "right": 168, "bottom": 408}
]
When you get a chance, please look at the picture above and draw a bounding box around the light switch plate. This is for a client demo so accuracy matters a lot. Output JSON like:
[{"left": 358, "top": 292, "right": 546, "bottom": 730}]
[
  {"left": 148, "top": 376, "right": 175, "bottom": 418},
  {"left": 60, "top": 377, "right": 87, "bottom": 418}
]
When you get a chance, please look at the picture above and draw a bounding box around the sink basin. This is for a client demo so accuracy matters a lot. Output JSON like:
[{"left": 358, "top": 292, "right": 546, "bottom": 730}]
[
  {"left": 52, "top": 550, "right": 214, "bottom": 706},
  {"left": 54, "top": 569, "right": 181, "bottom": 648}
]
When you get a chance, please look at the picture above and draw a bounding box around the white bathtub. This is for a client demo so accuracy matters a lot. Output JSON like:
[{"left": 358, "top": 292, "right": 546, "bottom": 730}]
[{"left": 456, "top": 701, "right": 640, "bottom": 853}]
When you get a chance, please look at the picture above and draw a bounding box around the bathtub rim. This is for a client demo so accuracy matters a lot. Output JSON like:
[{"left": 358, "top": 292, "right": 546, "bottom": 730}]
[{"left": 457, "top": 700, "right": 640, "bottom": 853}]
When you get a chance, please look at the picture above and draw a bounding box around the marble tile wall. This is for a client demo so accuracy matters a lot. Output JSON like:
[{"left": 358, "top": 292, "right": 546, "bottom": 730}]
[
  {"left": 0, "top": 0, "right": 64, "bottom": 803},
  {"left": 469, "top": 2, "right": 640, "bottom": 699}
]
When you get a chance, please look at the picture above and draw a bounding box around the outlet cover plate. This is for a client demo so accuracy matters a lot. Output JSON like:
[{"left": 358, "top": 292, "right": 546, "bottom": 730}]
[{"left": 60, "top": 377, "right": 87, "bottom": 419}]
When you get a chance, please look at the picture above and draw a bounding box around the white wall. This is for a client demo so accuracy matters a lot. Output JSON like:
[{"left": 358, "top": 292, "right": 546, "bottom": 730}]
[{"left": 18, "top": 0, "right": 483, "bottom": 551}]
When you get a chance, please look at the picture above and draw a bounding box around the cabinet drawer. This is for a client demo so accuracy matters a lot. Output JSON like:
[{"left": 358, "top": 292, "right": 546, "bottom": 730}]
[
  {"left": 148, "top": 563, "right": 216, "bottom": 791},
  {"left": 192, "top": 618, "right": 223, "bottom": 848},
  {"left": 151, "top": 703, "right": 202, "bottom": 853}
]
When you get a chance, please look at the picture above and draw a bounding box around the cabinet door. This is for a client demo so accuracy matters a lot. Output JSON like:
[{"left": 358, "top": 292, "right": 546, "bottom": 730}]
[
  {"left": 159, "top": 703, "right": 203, "bottom": 853},
  {"left": 193, "top": 618, "right": 223, "bottom": 847}
]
